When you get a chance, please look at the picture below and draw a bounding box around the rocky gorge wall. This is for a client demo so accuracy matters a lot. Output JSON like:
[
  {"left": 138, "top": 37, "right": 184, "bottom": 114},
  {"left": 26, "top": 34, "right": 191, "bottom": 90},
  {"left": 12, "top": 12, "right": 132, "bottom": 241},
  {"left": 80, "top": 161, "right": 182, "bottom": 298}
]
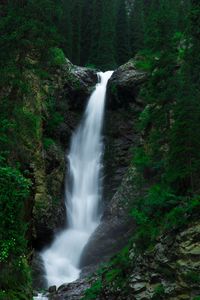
[
  {"left": 32, "top": 58, "right": 147, "bottom": 291},
  {"left": 33, "top": 58, "right": 146, "bottom": 255},
  {"left": 43, "top": 59, "right": 200, "bottom": 300},
  {"left": 32, "top": 59, "right": 98, "bottom": 250}
]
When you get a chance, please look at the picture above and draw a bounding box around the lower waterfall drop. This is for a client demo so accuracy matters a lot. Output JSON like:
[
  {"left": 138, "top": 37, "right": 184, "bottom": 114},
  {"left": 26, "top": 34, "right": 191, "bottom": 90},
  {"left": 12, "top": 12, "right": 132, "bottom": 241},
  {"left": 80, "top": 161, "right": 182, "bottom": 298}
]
[{"left": 41, "top": 71, "right": 113, "bottom": 288}]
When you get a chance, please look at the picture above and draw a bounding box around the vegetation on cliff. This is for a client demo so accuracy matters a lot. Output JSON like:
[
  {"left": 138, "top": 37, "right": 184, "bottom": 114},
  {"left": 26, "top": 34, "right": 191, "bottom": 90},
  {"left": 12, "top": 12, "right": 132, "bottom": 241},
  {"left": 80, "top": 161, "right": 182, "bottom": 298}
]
[
  {"left": 83, "top": 1, "right": 200, "bottom": 299},
  {"left": 0, "top": 0, "right": 200, "bottom": 299}
]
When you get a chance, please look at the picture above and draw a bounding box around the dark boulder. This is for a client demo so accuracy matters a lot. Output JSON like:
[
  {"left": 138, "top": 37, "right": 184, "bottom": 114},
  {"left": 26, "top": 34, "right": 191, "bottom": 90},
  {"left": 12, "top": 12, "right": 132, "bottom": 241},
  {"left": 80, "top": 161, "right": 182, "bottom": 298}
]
[
  {"left": 80, "top": 168, "right": 138, "bottom": 268},
  {"left": 63, "top": 64, "right": 98, "bottom": 111},
  {"left": 32, "top": 252, "right": 48, "bottom": 290},
  {"left": 107, "top": 59, "right": 146, "bottom": 110}
]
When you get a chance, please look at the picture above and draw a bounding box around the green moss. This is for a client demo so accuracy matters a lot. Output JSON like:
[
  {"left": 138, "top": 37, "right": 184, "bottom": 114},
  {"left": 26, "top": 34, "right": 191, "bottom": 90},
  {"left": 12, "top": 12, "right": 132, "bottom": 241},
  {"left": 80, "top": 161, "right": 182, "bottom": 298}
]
[
  {"left": 184, "top": 271, "right": 200, "bottom": 284},
  {"left": 84, "top": 63, "right": 97, "bottom": 70},
  {"left": 43, "top": 137, "right": 55, "bottom": 150},
  {"left": 0, "top": 290, "right": 29, "bottom": 300},
  {"left": 83, "top": 280, "right": 102, "bottom": 300},
  {"left": 135, "top": 59, "right": 152, "bottom": 71},
  {"left": 0, "top": 165, "right": 32, "bottom": 298},
  {"left": 110, "top": 83, "right": 118, "bottom": 98},
  {"left": 49, "top": 47, "right": 66, "bottom": 66},
  {"left": 152, "top": 284, "right": 165, "bottom": 299}
]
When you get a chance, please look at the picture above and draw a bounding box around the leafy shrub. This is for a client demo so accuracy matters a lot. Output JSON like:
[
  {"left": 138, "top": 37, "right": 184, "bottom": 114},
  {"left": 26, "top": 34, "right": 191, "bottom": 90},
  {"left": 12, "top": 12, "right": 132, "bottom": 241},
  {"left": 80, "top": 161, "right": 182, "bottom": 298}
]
[
  {"left": 184, "top": 272, "right": 200, "bottom": 284},
  {"left": 0, "top": 164, "right": 32, "bottom": 297},
  {"left": 83, "top": 280, "right": 102, "bottom": 300},
  {"left": 85, "top": 63, "right": 97, "bottom": 70},
  {"left": 45, "top": 96, "right": 64, "bottom": 136},
  {"left": 133, "top": 147, "right": 152, "bottom": 172},
  {"left": 43, "top": 137, "right": 55, "bottom": 150},
  {"left": 131, "top": 182, "right": 200, "bottom": 251},
  {"left": 45, "top": 111, "right": 64, "bottom": 136},
  {"left": 152, "top": 284, "right": 165, "bottom": 299},
  {"left": 135, "top": 51, "right": 155, "bottom": 71},
  {"left": 49, "top": 47, "right": 66, "bottom": 66}
]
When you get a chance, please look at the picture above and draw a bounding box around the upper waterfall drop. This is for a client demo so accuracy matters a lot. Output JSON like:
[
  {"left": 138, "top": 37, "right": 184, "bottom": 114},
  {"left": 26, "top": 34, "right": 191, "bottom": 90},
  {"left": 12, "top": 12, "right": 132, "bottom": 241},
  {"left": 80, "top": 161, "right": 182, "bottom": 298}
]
[
  {"left": 67, "top": 71, "right": 113, "bottom": 231},
  {"left": 41, "top": 71, "right": 113, "bottom": 288}
]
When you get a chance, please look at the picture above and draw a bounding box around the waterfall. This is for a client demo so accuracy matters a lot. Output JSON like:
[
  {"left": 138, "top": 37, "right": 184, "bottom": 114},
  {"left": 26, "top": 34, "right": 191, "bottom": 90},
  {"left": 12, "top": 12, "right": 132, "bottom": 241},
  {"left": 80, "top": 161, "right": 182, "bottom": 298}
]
[{"left": 41, "top": 71, "right": 113, "bottom": 288}]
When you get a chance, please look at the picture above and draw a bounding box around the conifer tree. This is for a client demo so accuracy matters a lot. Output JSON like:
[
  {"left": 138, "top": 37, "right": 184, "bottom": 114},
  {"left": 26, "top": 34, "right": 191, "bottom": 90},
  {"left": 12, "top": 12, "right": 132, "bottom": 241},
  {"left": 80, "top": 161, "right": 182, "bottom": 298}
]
[
  {"left": 96, "top": 1, "right": 117, "bottom": 70},
  {"left": 71, "top": 0, "right": 82, "bottom": 65},
  {"left": 80, "top": 0, "right": 93, "bottom": 65},
  {"left": 59, "top": 0, "right": 73, "bottom": 60},
  {"left": 167, "top": 0, "right": 200, "bottom": 194},
  {"left": 129, "top": 0, "right": 145, "bottom": 55},
  {"left": 115, "top": 0, "right": 130, "bottom": 65},
  {"left": 88, "top": 0, "right": 104, "bottom": 67}
]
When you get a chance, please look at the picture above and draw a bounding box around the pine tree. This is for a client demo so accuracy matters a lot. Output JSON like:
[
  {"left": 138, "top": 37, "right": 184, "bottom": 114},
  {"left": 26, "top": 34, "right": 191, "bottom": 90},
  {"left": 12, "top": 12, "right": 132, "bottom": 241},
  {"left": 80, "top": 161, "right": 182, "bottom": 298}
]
[
  {"left": 96, "top": 0, "right": 117, "bottom": 70},
  {"left": 88, "top": 0, "right": 104, "bottom": 67},
  {"left": 129, "top": 0, "right": 146, "bottom": 55},
  {"left": 166, "top": 0, "right": 200, "bottom": 194},
  {"left": 59, "top": 0, "right": 72, "bottom": 60},
  {"left": 80, "top": 0, "right": 93, "bottom": 65},
  {"left": 115, "top": 0, "right": 130, "bottom": 65},
  {"left": 71, "top": 0, "right": 82, "bottom": 65}
]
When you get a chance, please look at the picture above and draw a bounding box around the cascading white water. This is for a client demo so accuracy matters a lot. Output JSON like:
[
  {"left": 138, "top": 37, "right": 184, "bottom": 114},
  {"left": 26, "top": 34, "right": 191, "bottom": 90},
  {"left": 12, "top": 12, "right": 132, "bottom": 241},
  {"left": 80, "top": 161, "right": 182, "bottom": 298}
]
[
  {"left": 33, "top": 294, "right": 48, "bottom": 300},
  {"left": 41, "top": 71, "right": 113, "bottom": 288}
]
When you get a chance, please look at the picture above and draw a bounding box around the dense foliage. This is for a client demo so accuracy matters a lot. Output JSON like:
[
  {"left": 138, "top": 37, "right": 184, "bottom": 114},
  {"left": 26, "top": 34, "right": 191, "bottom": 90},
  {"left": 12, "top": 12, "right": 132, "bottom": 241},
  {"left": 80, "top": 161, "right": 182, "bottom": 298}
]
[
  {"left": 0, "top": 162, "right": 31, "bottom": 300},
  {"left": 131, "top": 0, "right": 200, "bottom": 250},
  {"left": 1, "top": 0, "right": 200, "bottom": 298},
  {"left": 0, "top": 1, "right": 64, "bottom": 298},
  {"left": 83, "top": 0, "right": 200, "bottom": 298},
  {"left": 62, "top": 0, "right": 131, "bottom": 70}
]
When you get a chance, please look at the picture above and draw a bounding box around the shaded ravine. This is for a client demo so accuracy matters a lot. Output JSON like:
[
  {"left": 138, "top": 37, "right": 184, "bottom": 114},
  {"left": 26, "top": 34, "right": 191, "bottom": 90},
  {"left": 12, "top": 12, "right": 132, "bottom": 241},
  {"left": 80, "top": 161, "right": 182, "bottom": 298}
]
[{"left": 34, "top": 71, "right": 113, "bottom": 298}]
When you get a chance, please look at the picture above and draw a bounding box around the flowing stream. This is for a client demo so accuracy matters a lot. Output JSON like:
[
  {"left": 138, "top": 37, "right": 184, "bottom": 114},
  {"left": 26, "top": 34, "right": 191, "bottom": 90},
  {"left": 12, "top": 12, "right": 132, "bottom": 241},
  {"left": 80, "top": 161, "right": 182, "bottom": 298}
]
[{"left": 40, "top": 71, "right": 113, "bottom": 289}]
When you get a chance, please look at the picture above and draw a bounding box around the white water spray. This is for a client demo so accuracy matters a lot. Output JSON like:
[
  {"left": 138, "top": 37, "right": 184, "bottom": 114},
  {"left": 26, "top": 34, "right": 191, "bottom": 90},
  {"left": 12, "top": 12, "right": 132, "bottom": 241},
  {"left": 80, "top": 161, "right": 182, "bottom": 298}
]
[{"left": 41, "top": 71, "right": 113, "bottom": 288}]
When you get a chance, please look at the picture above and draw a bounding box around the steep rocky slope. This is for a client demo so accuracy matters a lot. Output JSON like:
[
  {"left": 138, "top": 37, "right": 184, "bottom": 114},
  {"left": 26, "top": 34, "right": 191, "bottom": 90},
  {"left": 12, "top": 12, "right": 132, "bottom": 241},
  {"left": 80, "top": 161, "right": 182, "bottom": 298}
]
[
  {"left": 93, "top": 222, "right": 200, "bottom": 300},
  {"left": 43, "top": 60, "right": 147, "bottom": 298},
  {"left": 45, "top": 222, "right": 200, "bottom": 300},
  {"left": 44, "top": 60, "right": 200, "bottom": 300},
  {"left": 32, "top": 59, "right": 98, "bottom": 249},
  {"left": 31, "top": 59, "right": 98, "bottom": 288},
  {"left": 80, "top": 60, "right": 146, "bottom": 270}
]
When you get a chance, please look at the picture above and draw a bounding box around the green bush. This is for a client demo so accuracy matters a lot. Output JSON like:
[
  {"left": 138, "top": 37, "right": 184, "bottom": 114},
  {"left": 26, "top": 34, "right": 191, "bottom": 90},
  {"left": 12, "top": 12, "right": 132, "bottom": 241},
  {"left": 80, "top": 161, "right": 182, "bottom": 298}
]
[
  {"left": 130, "top": 182, "right": 200, "bottom": 251},
  {"left": 184, "top": 272, "right": 200, "bottom": 284},
  {"left": 83, "top": 280, "right": 102, "bottom": 300},
  {"left": 49, "top": 47, "right": 66, "bottom": 66},
  {"left": 0, "top": 164, "right": 32, "bottom": 297},
  {"left": 85, "top": 63, "right": 97, "bottom": 70},
  {"left": 133, "top": 147, "right": 152, "bottom": 172},
  {"left": 152, "top": 284, "right": 165, "bottom": 299},
  {"left": 43, "top": 137, "right": 55, "bottom": 150}
]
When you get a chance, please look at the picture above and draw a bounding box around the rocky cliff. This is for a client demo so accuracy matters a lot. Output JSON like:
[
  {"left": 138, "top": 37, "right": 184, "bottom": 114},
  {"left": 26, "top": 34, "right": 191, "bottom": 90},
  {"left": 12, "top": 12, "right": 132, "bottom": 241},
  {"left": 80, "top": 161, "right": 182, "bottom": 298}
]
[
  {"left": 92, "top": 222, "right": 200, "bottom": 300},
  {"left": 44, "top": 59, "right": 200, "bottom": 300},
  {"left": 46, "top": 222, "right": 200, "bottom": 300},
  {"left": 32, "top": 59, "right": 98, "bottom": 250}
]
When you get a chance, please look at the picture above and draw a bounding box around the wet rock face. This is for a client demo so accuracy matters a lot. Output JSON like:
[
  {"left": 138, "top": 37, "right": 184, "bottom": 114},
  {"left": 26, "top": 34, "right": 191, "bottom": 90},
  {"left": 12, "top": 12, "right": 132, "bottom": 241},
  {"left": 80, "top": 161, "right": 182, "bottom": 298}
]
[
  {"left": 103, "top": 108, "right": 140, "bottom": 202},
  {"left": 33, "top": 143, "right": 66, "bottom": 249},
  {"left": 80, "top": 167, "right": 141, "bottom": 269},
  {"left": 47, "top": 278, "right": 94, "bottom": 300},
  {"left": 62, "top": 64, "right": 98, "bottom": 112},
  {"left": 103, "top": 59, "right": 146, "bottom": 203},
  {"left": 107, "top": 59, "right": 146, "bottom": 110},
  {"left": 80, "top": 60, "right": 147, "bottom": 272},
  {"left": 33, "top": 61, "right": 98, "bottom": 250},
  {"left": 32, "top": 252, "right": 47, "bottom": 290}
]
